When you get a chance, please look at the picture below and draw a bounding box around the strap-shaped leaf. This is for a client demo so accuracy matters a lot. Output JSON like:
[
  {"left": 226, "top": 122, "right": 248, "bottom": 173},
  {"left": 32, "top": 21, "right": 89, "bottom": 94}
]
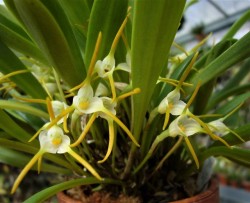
[
  {"left": 206, "top": 84, "right": 250, "bottom": 111},
  {"left": 190, "top": 31, "right": 250, "bottom": 86},
  {"left": 59, "top": 0, "right": 90, "bottom": 37},
  {"left": 0, "top": 5, "right": 31, "bottom": 39},
  {"left": 0, "top": 138, "right": 74, "bottom": 170},
  {"left": 199, "top": 146, "right": 250, "bottom": 167},
  {"left": 59, "top": 0, "right": 91, "bottom": 51},
  {"left": 213, "top": 92, "right": 250, "bottom": 116},
  {"left": 193, "top": 39, "right": 236, "bottom": 114},
  {"left": 131, "top": 0, "right": 185, "bottom": 140},
  {"left": 0, "top": 109, "right": 37, "bottom": 144},
  {"left": 0, "top": 146, "right": 70, "bottom": 174},
  {"left": 223, "top": 58, "right": 250, "bottom": 90},
  {"left": 84, "top": 0, "right": 128, "bottom": 69},
  {"left": 223, "top": 10, "right": 250, "bottom": 40},
  {"left": 8, "top": 0, "right": 85, "bottom": 87},
  {"left": 206, "top": 58, "right": 250, "bottom": 110},
  {"left": 41, "top": 0, "right": 86, "bottom": 79},
  {"left": 0, "top": 40, "right": 47, "bottom": 99},
  {"left": 0, "top": 100, "right": 49, "bottom": 119},
  {"left": 24, "top": 178, "right": 122, "bottom": 203},
  {"left": 0, "top": 23, "right": 48, "bottom": 64}
]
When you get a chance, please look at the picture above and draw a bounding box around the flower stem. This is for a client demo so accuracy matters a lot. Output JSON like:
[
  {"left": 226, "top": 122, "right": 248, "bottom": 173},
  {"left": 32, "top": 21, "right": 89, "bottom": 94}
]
[
  {"left": 133, "top": 130, "right": 169, "bottom": 174},
  {"left": 154, "top": 136, "right": 184, "bottom": 172},
  {"left": 0, "top": 70, "right": 29, "bottom": 83}
]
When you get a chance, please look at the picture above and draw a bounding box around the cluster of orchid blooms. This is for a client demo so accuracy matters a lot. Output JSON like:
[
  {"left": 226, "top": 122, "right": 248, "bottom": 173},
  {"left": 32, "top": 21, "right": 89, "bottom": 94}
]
[{"left": 8, "top": 14, "right": 244, "bottom": 194}]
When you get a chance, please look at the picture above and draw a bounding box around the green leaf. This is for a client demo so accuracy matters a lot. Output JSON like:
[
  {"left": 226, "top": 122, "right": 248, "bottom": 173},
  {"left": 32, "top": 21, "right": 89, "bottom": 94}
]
[
  {"left": 0, "top": 109, "right": 36, "bottom": 144},
  {"left": 0, "top": 8, "right": 48, "bottom": 64},
  {"left": 84, "top": 0, "right": 128, "bottom": 69},
  {"left": 223, "top": 10, "right": 250, "bottom": 40},
  {"left": 206, "top": 58, "right": 250, "bottom": 110},
  {"left": 190, "top": 31, "right": 250, "bottom": 87},
  {"left": 0, "top": 24, "right": 48, "bottom": 64},
  {"left": 0, "top": 40, "right": 47, "bottom": 99},
  {"left": 41, "top": 0, "right": 86, "bottom": 78},
  {"left": 0, "top": 100, "right": 49, "bottom": 119},
  {"left": 59, "top": 0, "right": 90, "bottom": 37},
  {"left": 193, "top": 39, "right": 236, "bottom": 114},
  {"left": 0, "top": 138, "right": 74, "bottom": 171},
  {"left": 23, "top": 178, "right": 122, "bottom": 203},
  {"left": 58, "top": 0, "right": 91, "bottom": 52},
  {"left": 9, "top": 0, "right": 85, "bottom": 87},
  {"left": 223, "top": 58, "right": 250, "bottom": 90},
  {"left": 0, "top": 147, "right": 70, "bottom": 174},
  {"left": 0, "top": 6, "right": 31, "bottom": 39},
  {"left": 200, "top": 146, "right": 250, "bottom": 167},
  {"left": 0, "top": 4, "right": 18, "bottom": 23},
  {"left": 131, "top": 0, "right": 186, "bottom": 140},
  {"left": 213, "top": 92, "right": 250, "bottom": 116},
  {"left": 206, "top": 84, "right": 250, "bottom": 111}
]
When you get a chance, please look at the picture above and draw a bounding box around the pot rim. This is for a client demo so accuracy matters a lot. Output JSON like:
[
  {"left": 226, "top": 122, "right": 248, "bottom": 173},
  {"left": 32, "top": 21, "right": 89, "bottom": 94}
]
[{"left": 170, "top": 178, "right": 219, "bottom": 203}]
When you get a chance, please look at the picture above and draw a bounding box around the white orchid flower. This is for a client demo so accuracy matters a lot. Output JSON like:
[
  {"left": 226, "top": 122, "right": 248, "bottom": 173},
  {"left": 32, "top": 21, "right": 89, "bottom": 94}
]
[
  {"left": 11, "top": 125, "right": 102, "bottom": 194},
  {"left": 73, "top": 84, "right": 103, "bottom": 114},
  {"left": 116, "top": 51, "right": 131, "bottom": 73},
  {"left": 98, "top": 97, "right": 116, "bottom": 119},
  {"left": 158, "top": 89, "right": 186, "bottom": 130},
  {"left": 169, "top": 114, "right": 202, "bottom": 138},
  {"left": 94, "top": 54, "right": 117, "bottom": 100},
  {"left": 169, "top": 114, "right": 202, "bottom": 168},
  {"left": 95, "top": 54, "right": 115, "bottom": 78},
  {"left": 95, "top": 83, "right": 109, "bottom": 97},
  {"left": 208, "top": 119, "right": 244, "bottom": 142},
  {"left": 51, "top": 101, "right": 68, "bottom": 124},
  {"left": 39, "top": 125, "right": 70, "bottom": 153},
  {"left": 93, "top": 14, "right": 130, "bottom": 101},
  {"left": 71, "top": 84, "right": 139, "bottom": 151}
]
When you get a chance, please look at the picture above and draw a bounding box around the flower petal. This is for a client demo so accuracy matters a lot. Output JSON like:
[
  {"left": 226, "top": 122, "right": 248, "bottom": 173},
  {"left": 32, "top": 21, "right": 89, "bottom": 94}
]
[
  {"left": 182, "top": 117, "right": 202, "bottom": 136},
  {"left": 170, "top": 100, "right": 186, "bottom": 115},
  {"left": 57, "top": 134, "right": 70, "bottom": 153},
  {"left": 77, "top": 84, "right": 94, "bottom": 98},
  {"left": 169, "top": 117, "right": 182, "bottom": 137},
  {"left": 208, "top": 119, "right": 228, "bottom": 135},
  {"left": 95, "top": 54, "right": 115, "bottom": 78},
  {"left": 39, "top": 126, "right": 70, "bottom": 154},
  {"left": 167, "top": 89, "right": 180, "bottom": 103},
  {"left": 158, "top": 96, "right": 169, "bottom": 114}
]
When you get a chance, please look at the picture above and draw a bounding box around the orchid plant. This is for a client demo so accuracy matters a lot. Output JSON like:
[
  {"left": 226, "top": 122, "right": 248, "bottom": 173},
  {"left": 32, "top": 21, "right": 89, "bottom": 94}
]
[{"left": 0, "top": 0, "right": 250, "bottom": 202}]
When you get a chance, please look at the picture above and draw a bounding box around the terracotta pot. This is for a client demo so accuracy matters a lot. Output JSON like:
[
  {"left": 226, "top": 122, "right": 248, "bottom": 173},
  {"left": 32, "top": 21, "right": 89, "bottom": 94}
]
[
  {"left": 217, "top": 173, "right": 227, "bottom": 185},
  {"left": 242, "top": 181, "right": 250, "bottom": 191},
  {"left": 57, "top": 179, "right": 219, "bottom": 203},
  {"left": 57, "top": 191, "right": 82, "bottom": 203},
  {"left": 170, "top": 178, "right": 219, "bottom": 203}
]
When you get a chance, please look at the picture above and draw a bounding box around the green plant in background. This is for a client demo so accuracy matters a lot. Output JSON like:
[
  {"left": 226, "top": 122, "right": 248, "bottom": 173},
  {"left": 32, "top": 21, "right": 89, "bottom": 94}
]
[{"left": 0, "top": 0, "right": 250, "bottom": 202}]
